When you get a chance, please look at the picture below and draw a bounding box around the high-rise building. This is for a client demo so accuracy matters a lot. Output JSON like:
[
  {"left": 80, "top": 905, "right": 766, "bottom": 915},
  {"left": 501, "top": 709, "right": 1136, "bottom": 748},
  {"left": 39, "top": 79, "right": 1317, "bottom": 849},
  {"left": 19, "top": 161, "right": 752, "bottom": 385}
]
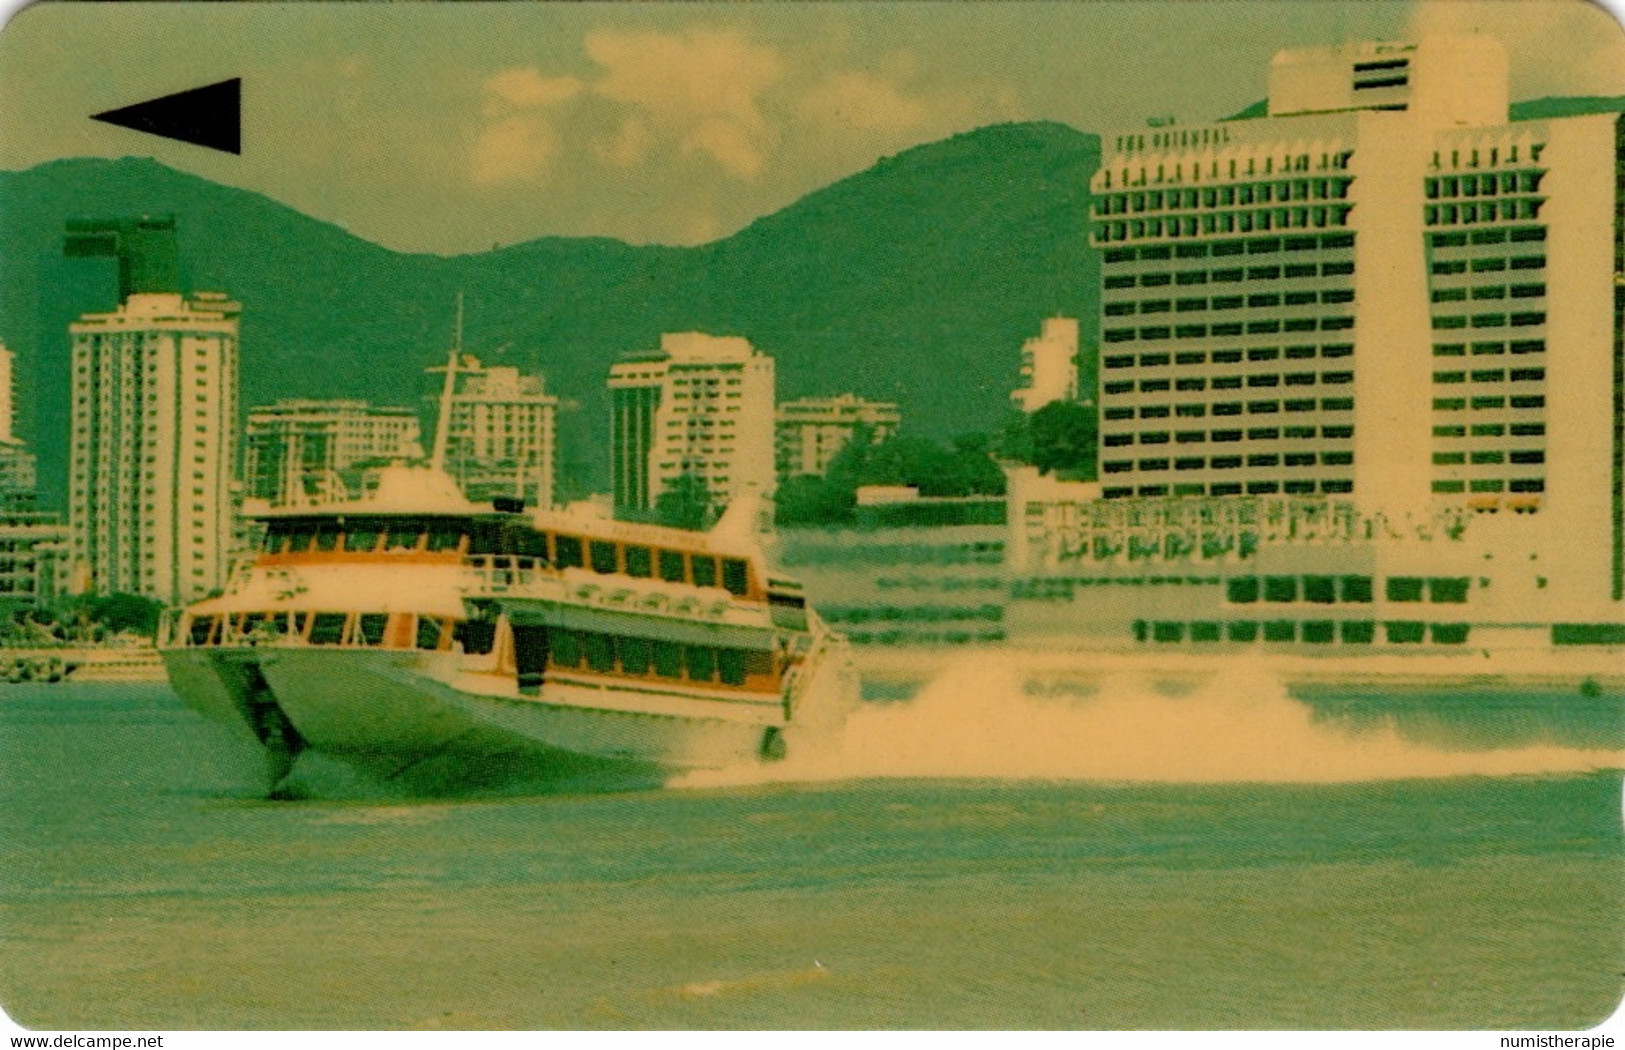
[
  {"left": 776, "top": 394, "right": 901, "bottom": 478},
  {"left": 1010, "top": 318, "right": 1081, "bottom": 413},
  {"left": 68, "top": 291, "right": 239, "bottom": 604},
  {"left": 609, "top": 333, "right": 775, "bottom": 517},
  {"left": 434, "top": 356, "right": 557, "bottom": 511},
  {"left": 244, "top": 399, "right": 424, "bottom": 506},
  {"left": 0, "top": 342, "right": 36, "bottom": 510},
  {"left": 1086, "top": 36, "right": 1622, "bottom": 613}
]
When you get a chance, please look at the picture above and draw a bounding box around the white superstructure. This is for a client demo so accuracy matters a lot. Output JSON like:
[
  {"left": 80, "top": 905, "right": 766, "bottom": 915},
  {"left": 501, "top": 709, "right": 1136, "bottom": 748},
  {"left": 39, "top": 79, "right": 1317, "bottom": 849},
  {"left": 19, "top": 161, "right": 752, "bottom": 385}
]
[
  {"left": 69, "top": 291, "right": 239, "bottom": 604},
  {"left": 609, "top": 333, "right": 775, "bottom": 516}
]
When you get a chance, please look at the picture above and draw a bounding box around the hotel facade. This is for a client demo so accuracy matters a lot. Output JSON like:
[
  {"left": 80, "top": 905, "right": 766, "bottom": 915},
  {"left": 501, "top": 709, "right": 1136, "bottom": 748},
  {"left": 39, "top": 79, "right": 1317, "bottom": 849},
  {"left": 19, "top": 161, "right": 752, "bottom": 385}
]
[{"left": 1001, "top": 37, "right": 1623, "bottom": 649}]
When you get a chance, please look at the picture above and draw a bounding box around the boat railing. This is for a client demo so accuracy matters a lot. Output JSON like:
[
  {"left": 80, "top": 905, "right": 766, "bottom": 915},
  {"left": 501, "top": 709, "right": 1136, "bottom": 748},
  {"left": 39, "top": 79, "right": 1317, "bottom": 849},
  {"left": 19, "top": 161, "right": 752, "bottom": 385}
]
[
  {"left": 778, "top": 617, "right": 831, "bottom": 722},
  {"left": 465, "top": 554, "right": 549, "bottom": 595}
]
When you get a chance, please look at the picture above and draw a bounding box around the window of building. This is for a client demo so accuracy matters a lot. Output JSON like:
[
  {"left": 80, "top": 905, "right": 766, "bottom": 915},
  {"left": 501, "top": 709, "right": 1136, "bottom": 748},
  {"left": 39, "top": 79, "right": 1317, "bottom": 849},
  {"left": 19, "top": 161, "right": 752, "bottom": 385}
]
[{"left": 1386, "top": 577, "right": 1424, "bottom": 602}]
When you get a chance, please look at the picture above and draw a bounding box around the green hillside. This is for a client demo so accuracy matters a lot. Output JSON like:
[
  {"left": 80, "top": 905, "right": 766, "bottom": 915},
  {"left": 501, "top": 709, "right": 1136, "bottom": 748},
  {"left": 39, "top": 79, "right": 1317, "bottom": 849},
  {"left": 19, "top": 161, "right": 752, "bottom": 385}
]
[{"left": 0, "top": 121, "right": 1102, "bottom": 508}]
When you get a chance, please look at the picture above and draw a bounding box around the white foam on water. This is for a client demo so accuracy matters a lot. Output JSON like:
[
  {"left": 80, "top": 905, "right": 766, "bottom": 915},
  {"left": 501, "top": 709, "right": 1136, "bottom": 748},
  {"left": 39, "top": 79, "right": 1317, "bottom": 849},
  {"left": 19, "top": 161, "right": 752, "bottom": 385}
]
[{"left": 672, "top": 651, "right": 1624, "bottom": 789}]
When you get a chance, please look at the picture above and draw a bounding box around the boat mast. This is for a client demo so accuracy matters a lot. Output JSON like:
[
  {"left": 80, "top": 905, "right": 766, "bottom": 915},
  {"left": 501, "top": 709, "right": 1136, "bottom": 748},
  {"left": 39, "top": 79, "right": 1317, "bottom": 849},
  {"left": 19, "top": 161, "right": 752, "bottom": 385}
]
[{"left": 429, "top": 293, "right": 463, "bottom": 473}]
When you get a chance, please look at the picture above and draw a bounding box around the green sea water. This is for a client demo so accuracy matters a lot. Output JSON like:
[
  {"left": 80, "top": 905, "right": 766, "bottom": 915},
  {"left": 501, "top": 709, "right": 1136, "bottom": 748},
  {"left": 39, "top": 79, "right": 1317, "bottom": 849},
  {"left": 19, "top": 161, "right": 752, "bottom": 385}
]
[{"left": 0, "top": 678, "right": 1620, "bottom": 1030}]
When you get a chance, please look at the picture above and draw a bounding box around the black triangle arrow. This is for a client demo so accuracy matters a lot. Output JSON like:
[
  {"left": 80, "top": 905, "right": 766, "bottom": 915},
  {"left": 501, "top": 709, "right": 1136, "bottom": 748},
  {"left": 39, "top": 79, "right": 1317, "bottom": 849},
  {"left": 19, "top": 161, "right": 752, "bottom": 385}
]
[{"left": 91, "top": 78, "right": 240, "bottom": 155}]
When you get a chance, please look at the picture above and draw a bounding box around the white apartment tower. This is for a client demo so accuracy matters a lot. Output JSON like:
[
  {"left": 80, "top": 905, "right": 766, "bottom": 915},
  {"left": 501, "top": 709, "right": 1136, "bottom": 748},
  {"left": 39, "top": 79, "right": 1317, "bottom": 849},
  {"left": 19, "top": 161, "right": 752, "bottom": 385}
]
[
  {"left": 244, "top": 399, "right": 425, "bottom": 505},
  {"left": 0, "top": 341, "right": 15, "bottom": 445},
  {"left": 69, "top": 292, "right": 239, "bottom": 604},
  {"left": 776, "top": 394, "right": 901, "bottom": 478},
  {"left": 609, "top": 333, "right": 776, "bottom": 517},
  {"left": 438, "top": 356, "right": 557, "bottom": 511},
  {"left": 1010, "top": 317, "right": 1081, "bottom": 413},
  {"left": 0, "top": 342, "right": 35, "bottom": 507},
  {"left": 1091, "top": 37, "right": 1623, "bottom": 603}
]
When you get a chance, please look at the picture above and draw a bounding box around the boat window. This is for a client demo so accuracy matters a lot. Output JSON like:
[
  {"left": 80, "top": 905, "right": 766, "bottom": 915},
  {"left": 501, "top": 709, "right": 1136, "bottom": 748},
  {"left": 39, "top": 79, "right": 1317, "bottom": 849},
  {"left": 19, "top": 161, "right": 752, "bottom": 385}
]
[
  {"left": 467, "top": 521, "right": 501, "bottom": 556},
  {"left": 685, "top": 645, "right": 716, "bottom": 682},
  {"left": 455, "top": 618, "right": 497, "bottom": 656},
  {"left": 550, "top": 629, "right": 582, "bottom": 667},
  {"left": 721, "top": 559, "right": 749, "bottom": 597},
  {"left": 426, "top": 524, "right": 464, "bottom": 552},
  {"left": 619, "top": 635, "right": 652, "bottom": 675},
  {"left": 313, "top": 524, "right": 340, "bottom": 552},
  {"left": 625, "top": 545, "right": 652, "bottom": 579},
  {"left": 658, "top": 549, "right": 685, "bottom": 583},
  {"left": 345, "top": 529, "right": 381, "bottom": 554},
  {"left": 262, "top": 525, "right": 288, "bottom": 554},
  {"left": 309, "top": 613, "right": 348, "bottom": 645},
  {"left": 584, "top": 633, "right": 616, "bottom": 672},
  {"left": 590, "top": 541, "right": 619, "bottom": 575},
  {"left": 691, "top": 556, "right": 718, "bottom": 589},
  {"left": 415, "top": 616, "right": 442, "bottom": 651},
  {"left": 385, "top": 523, "right": 422, "bottom": 551},
  {"left": 358, "top": 614, "right": 388, "bottom": 646},
  {"left": 515, "top": 529, "right": 549, "bottom": 559},
  {"left": 188, "top": 615, "right": 215, "bottom": 646},
  {"left": 652, "top": 639, "right": 683, "bottom": 678},
  {"left": 555, "top": 535, "right": 584, "bottom": 569},
  {"left": 718, "top": 649, "right": 747, "bottom": 686}
]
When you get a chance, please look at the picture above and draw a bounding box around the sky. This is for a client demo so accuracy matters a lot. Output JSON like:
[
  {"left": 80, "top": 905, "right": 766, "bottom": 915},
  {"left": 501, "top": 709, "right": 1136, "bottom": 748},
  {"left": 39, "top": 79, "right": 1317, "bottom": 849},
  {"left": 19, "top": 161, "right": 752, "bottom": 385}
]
[{"left": 1, "top": 0, "right": 1622, "bottom": 254}]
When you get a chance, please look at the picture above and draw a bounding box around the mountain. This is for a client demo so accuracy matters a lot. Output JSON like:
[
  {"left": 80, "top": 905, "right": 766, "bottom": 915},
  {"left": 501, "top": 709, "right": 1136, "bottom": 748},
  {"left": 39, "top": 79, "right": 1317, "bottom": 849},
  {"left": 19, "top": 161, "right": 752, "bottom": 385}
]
[{"left": 0, "top": 121, "right": 1102, "bottom": 509}]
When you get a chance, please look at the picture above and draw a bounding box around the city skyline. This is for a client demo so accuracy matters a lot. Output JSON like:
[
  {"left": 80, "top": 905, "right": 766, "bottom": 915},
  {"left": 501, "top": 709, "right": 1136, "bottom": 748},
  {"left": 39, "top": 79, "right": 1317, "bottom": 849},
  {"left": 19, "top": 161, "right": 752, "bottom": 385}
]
[{"left": 0, "top": 2, "right": 1621, "bottom": 253}]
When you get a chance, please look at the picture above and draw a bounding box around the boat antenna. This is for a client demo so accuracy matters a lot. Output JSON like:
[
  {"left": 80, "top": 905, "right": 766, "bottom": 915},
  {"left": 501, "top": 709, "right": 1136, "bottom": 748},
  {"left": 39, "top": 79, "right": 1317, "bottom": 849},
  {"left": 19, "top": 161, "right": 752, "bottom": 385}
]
[{"left": 429, "top": 292, "right": 463, "bottom": 473}]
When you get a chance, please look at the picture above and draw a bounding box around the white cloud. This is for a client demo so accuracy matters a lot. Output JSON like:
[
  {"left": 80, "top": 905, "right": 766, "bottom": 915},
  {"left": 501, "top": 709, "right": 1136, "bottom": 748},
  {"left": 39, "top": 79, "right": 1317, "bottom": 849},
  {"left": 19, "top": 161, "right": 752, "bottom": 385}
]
[
  {"left": 470, "top": 114, "right": 561, "bottom": 187},
  {"left": 469, "top": 69, "right": 583, "bottom": 187},
  {"left": 592, "top": 116, "right": 653, "bottom": 169},
  {"left": 584, "top": 26, "right": 786, "bottom": 179},
  {"left": 482, "top": 68, "right": 584, "bottom": 115},
  {"left": 797, "top": 70, "right": 931, "bottom": 134}
]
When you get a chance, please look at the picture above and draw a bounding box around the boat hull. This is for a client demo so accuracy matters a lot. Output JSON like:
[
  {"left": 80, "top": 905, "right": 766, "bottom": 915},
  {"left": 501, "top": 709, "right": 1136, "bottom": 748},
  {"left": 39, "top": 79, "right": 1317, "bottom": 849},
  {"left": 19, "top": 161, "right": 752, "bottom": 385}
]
[{"left": 160, "top": 638, "right": 855, "bottom": 792}]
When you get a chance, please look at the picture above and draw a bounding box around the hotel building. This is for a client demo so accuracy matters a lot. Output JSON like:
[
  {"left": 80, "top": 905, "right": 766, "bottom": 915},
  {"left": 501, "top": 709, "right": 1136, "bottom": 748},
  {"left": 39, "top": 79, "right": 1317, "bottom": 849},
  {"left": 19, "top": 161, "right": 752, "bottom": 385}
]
[
  {"left": 776, "top": 394, "right": 901, "bottom": 478},
  {"left": 244, "top": 398, "right": 425, "bottom": 506},
  {"left": 997, "top": 37, "right": 1622, "bottom": 650},
  {"left": 1010, "top": 317, "right": 1082, "bottom": 413},
  {"left": 609, "top": 333, "right": 775, "bottom": 518},
  {"left": 435, "top": 356, "right": 558, "bottom": 511},
  {"left": 69, "top": 291, "right": 239, "bottom": 605}
]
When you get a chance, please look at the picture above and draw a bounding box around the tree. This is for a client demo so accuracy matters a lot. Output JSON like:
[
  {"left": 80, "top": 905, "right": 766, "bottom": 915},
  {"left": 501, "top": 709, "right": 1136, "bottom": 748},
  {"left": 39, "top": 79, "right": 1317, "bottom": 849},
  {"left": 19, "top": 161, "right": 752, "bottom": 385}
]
[
  {"left": 654, "top": 471, "right": 714, "bottom": 531},
  {"left": 775, "top": 473, "right": 853, "bottom": 527},
  {"left": 1028, "top": 400, "right": 1098, "bottom": 479}
]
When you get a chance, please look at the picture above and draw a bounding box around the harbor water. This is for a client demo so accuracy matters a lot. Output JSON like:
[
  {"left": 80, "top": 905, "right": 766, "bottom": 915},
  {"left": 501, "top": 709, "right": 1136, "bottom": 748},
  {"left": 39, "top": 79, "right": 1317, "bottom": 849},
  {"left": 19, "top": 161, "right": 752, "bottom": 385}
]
[{"left": 0, "top": 659, "right": 1621, "bottom": 1030}]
